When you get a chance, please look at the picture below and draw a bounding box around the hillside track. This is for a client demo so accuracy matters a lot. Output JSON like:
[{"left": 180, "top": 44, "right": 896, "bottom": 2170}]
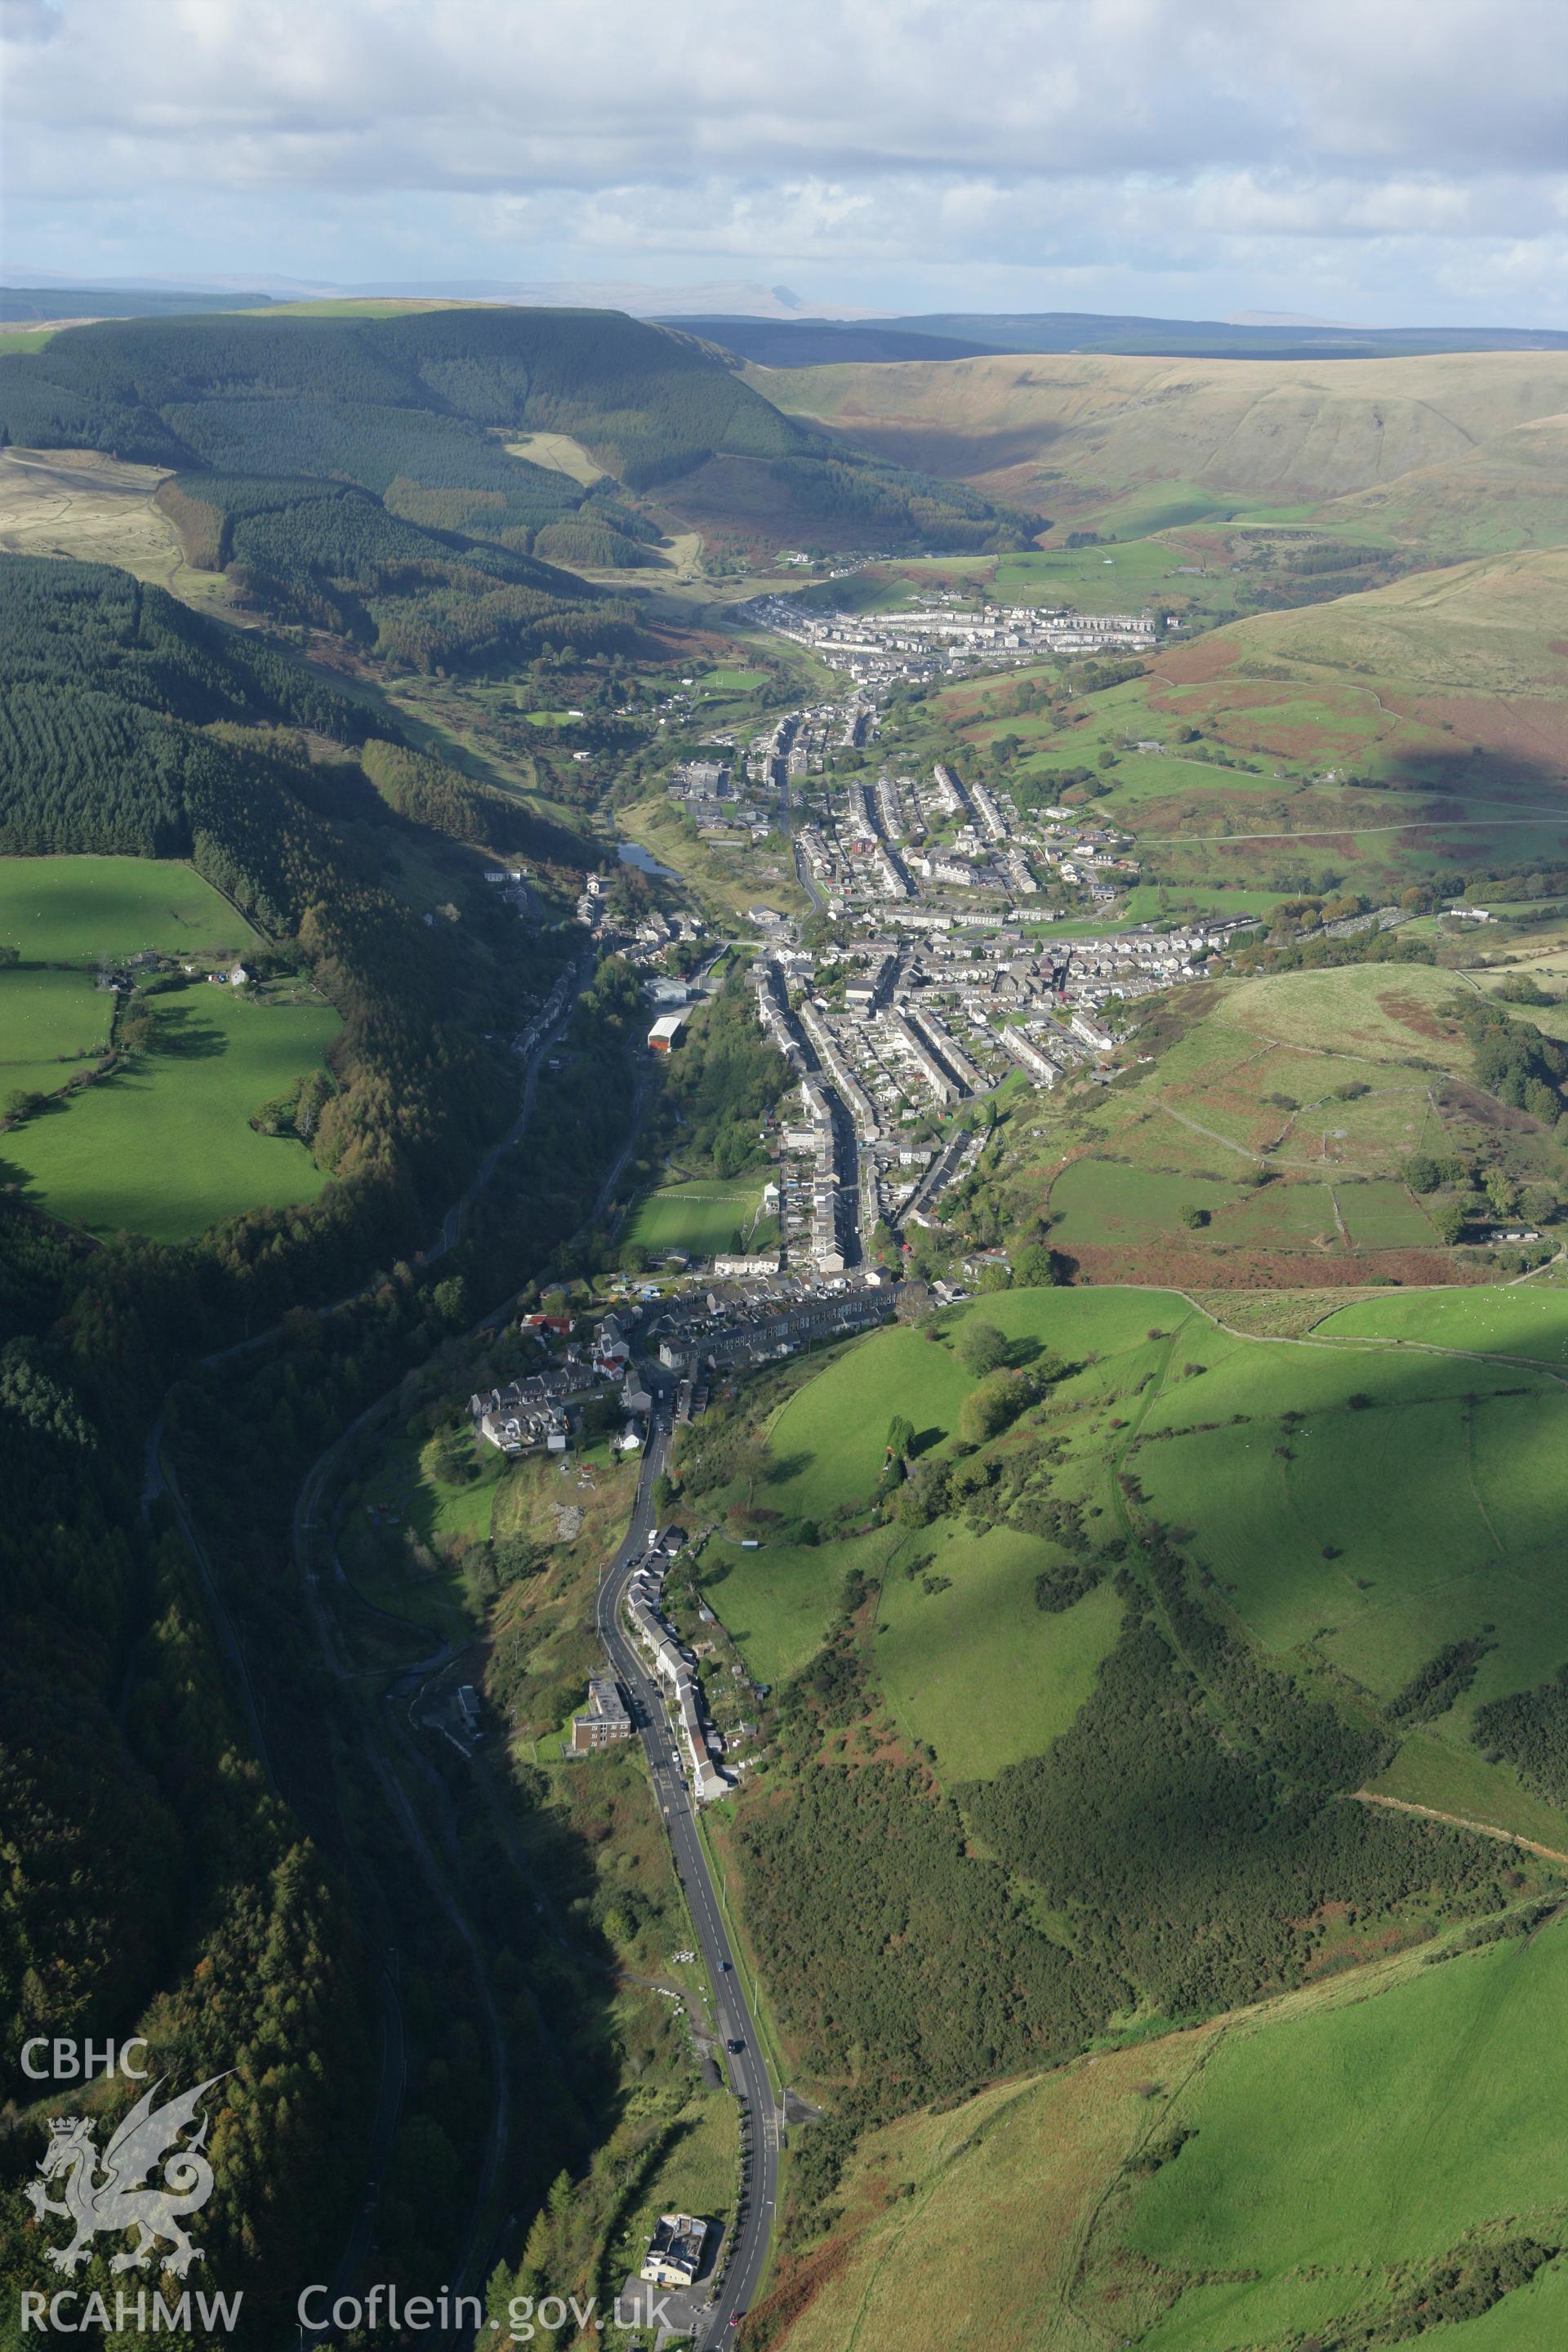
[{"left": 1350, "top": 1791, "right": 1568, "bottom": 1869}]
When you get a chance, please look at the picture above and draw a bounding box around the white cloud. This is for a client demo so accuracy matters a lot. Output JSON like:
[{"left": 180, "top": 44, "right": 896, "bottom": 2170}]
[{"left": 2, "top": 0, "right": 1565, "bottom": 319}]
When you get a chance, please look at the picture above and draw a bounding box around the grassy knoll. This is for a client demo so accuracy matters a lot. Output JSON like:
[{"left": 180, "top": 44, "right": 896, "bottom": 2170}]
[
  {"left": 706, "top": 1294, "right": 1183, "bottom": 1681},
  {"left": 1, "top": 987, "right": 340, "bottom": 1240},
  {"left": 1213, "top": 960, "right": 1469, "bottom": 1059},
  {"left": 767, "top": 2052, "right": 1174, "bottom": 2352},
  {"left": 1316, "top": 412, "right": 1568, "bottom": 558},
  {"left": 875, "top": 1529, "right": 1123, "bottom": 1781},
  {"left": 1139, "top": 547, "right": 1568, "bottom": 801},
  {"left": 0, "top": 854, "right": 256, "bottom": 964},
  {"left": 627, "top": 1174, "right": 771, "bottom": 1261},
  {"left": 1015, "top": 958, "right": 1568, "bottom": 1283},
  {"left": 0, "top": 967, "right": 109, "bottom": 1100}
]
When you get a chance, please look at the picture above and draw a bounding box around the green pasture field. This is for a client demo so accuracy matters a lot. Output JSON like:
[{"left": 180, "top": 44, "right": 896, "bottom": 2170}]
[
  {"left": 710, "top": 1293, "right": 1192, "bottom": 1679},
  {"left": 1047, "top": 1157, "right": 1249, "bottom": 1245},
  {"left": 0, "top": 986, "right": 341, "bottom": 1241},
  {"left": 991, "top": 541, "right": 1239, "bottom": 616},
  {"left": 1063, "top": 479, "right": 1292, "bottom": 539},
  {"left": 1317, "top": 1284, "right": 1568, "bottom": 1367},
  {"left": 0, "top": 855, "right": 256, "bottom": 964},
  {"left": 700, "top": 666, "right": 768, "bottom": 692},
  {"left": 0, "top": 327, "right": 57, "bottom": 357},
  {"left": 1334, "top": 1174, "right": 1439, "bottom": 1247},
  {"left": 627, "top": 1175, "right": 769, "bottom": 1260},
  {"left": 1123, "top": 1922, "right": 1568, "bottom": 2350},
  {"left": 0, "top": 968, "right": 110, "bottom": 1100},
  {"left": 1272, "top": 1084, "right": 1440, "bottom": 1175},
  {"left": 1216, "top": 1175, "right": 1343, "bottom": 1248},
  {"left": 875, "top": 1525, "right": 1123, "bottom": 1782},
  {"left": 1133, "top": 1388, "right": 1507, "bottom": 1652},
  {"left": 1045, "top": 1153, "right": 1414, "bottom": 1257},
  {"left": 760, "top": 1324, "right": 975, "bottom": 1521},
  {"left": 1367, "top": 1729, "right": 1568, "bottom": 1851}
]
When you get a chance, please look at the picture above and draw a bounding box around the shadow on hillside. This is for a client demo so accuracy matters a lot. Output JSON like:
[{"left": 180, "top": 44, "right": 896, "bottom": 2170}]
[
  {"left": 767, "top": 1450, "right": 813, "bottom": 1485},
  {"left": 1382, "top": 742, "right": 1568, "bottom": 817}
]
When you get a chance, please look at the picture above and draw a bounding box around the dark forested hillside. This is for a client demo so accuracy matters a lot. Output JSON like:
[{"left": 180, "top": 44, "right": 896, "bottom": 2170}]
[
  {"left": 0, "top": 522, "right": 646, "bottom": 2335},
  {"left": 0, "top": 305, "right": 1039, "bottom": 555},
  {"left": 151, "top": 472, "right": 643, "bottom": 671}
]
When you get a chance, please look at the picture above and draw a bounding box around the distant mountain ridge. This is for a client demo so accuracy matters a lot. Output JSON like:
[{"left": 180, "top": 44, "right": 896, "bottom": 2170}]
[{"left": 670, "top": 310, "right": 1568, "bottom": 367}]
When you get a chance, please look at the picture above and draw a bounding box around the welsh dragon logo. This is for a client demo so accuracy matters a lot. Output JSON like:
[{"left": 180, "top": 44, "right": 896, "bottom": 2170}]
[{"left": 25, "top": 2074, "right": 226, "bottom": 2278}]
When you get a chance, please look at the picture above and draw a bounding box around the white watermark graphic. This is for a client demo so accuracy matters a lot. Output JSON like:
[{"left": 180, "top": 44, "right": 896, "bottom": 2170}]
[
  {"left": 24, "top": 2074, "right": 226, "bottom": 2282},
  {"left": 21, "top": 2040, "right": 150, "bottom": 2082},
  {"left": 17, "top": 2055, "right": 684, "bottom": 2340},
  {"left": 22, "top": 2288, "right": 243, "bottom": 2335},
  {"left": 296, "top": 2287, "right": 682, "bottom": 2339}
]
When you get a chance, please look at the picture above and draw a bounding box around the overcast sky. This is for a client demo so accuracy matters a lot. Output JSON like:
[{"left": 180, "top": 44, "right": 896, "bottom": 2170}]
[{"left": 3, "top": 0, "right": 1565, "bottom": 322}]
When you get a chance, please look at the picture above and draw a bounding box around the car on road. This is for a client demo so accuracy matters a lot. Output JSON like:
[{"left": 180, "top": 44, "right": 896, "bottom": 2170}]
[
  {"left": 727, "top": 2037, "right": 745, "bottom": 2053},
  {"left": 719, "top": 1958, "right": 732, "bottom": 1971}
]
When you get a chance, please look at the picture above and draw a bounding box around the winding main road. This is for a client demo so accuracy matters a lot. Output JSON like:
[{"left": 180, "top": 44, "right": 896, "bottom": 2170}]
[{"left": 595, "top": 1410, "right": 780, "bottom": 2345}]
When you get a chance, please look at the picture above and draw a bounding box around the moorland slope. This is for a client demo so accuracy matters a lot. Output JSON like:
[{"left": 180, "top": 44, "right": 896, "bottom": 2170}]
[{"left": 751, "top": 348, "right": 1568, "bottom": 519}]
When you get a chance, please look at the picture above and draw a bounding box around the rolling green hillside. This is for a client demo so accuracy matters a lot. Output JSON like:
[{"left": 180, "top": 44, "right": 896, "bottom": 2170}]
[
  {"left": 704, "top": 1276, "right": 1568, "bottom": 1844},
  {"left": 1150, "top": 543, "right": 1568, "bottom": 777},
  {"left": 768, "top": 1915, "right": 1568, "bottom": 2352}
]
